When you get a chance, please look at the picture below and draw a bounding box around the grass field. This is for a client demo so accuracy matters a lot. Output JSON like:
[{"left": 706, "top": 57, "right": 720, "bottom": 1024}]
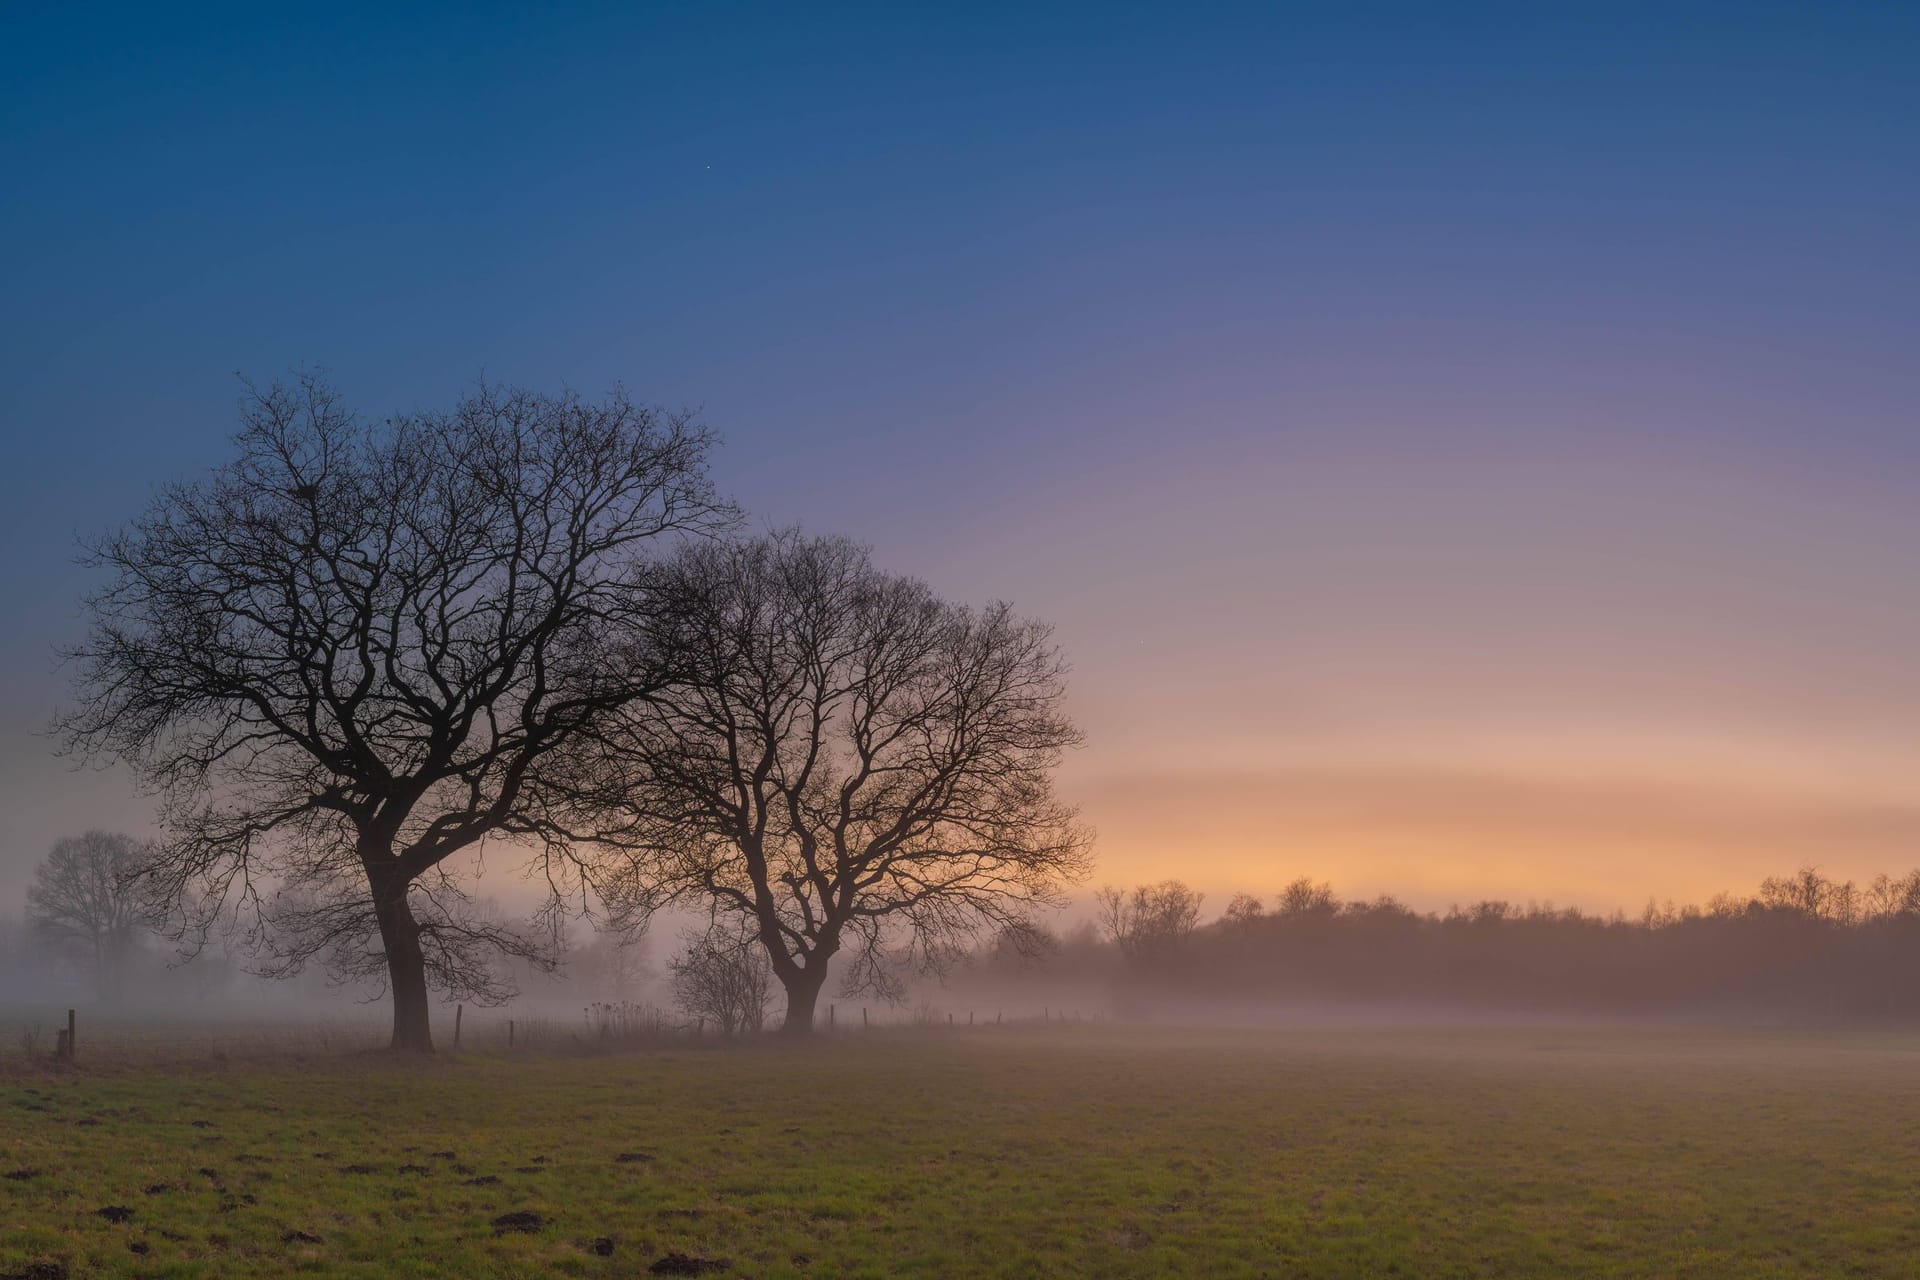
[{"left": 4, "top": 1023, "right": 1920, "bottom": 1277}]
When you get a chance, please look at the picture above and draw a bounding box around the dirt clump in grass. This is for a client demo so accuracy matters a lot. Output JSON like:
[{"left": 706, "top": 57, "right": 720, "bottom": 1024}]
[
  {"left": 648, "top": 1253, "right": 728, "bottom": 1276},
  {"left": 94, "top": 1206, "right": 135, "bottom": 1224},
  {"left": 339, "top": 1163, "right": 379, "bottom": 1175},
  {"left": 2, "top": 1262, "right": 68, "bottom": 1280},
  {"left": 281, "top": 1230, "right": 323, "bottom": 1245},
  {"left": 513, "top": 1165, "right": 546, "bottom": 1174},
  {"left": 492, "top": 1211, "right": 546, "bottom": 1234},
  {"left": 126, "top": 1243, "right": 149, "bottom": 1256},
  {"left": 3, "top": 1169, "right": 40, "bottom": 1181},
  {"left": 430, "top": 1150, "right": 456, "bottom": 1160},
  {"left": 591, "top": 1237, "right": 616, "bottom": 1256},
  {"left": 464, "top": 1175, "right": 501, "bottom": 1186},
  {"left": 398, "top": 1164, "right": 431, "bottom": 1175},
  {"left": 615, "top": 1152, "right": 653, "bottom": 1164},
  {"left": 142, "top": 1183, "right": 170, "bottom": 1195}
]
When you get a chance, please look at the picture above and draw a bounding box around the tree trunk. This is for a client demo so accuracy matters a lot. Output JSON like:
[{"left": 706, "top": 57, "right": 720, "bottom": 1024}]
[
  {"left": 372, "top": 883, "right": 434, "bottom": 1053},
  {"left": 780, "top": 968, "right": 828, "bottom": 1036}
]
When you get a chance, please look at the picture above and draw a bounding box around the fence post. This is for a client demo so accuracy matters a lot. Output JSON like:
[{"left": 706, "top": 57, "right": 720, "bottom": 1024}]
[
  {"left": 454, "top": 1004, "right": 463, "bottom": 1048},
  {"left": 829, "top": 1004, "right": 836, "bottom": 1028},
  {"left": 508, "top": 1019, "right": 515, "bottom": 1049},
  {"left": 969, "top": 1011, "right": 974, "bottom": 1026},
  {"left": 862, "top": 1006, "right": 868, "bottom": 1029}
]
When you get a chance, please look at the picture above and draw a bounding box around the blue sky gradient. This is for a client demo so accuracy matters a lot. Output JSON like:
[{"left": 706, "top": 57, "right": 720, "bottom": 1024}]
[{"left": 4, "top": 3, "right": 1918, "bottom": 906}]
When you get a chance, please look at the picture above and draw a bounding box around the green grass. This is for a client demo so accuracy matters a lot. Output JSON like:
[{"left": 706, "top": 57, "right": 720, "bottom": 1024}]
[{"left": 4, "top": 1024, "right": 1920, "bottom": 1277}]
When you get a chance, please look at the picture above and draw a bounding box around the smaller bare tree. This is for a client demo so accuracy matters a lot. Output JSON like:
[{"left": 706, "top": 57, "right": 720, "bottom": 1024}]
[
  {"left": 1095, "top": 880, "right": 1204, "bottom": 969},
  {"left": 556, "top": 532, "right": 1091, "bottom": 1034},
  {"left": 26, "top": 831, "right": 158, "bottom": 1002},
  {"left": 668, "top": 923, "right": 772, "bottom": 1036}
]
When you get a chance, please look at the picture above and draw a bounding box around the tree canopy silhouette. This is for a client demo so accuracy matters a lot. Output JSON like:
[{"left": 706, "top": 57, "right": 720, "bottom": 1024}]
[
  {"left": 26, "top": 830, "right": 158, "bottom": 1002},
  {"left": 554, "top": 531, "right": 1091, "bottom": 1033},
  {"left": 57, "top": 373, "right": 733, "bottom": 1050}
]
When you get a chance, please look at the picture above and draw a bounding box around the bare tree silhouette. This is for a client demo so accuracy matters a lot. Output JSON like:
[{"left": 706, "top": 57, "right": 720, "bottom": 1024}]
[
  {"left": 57, "top": 373, "right": 734, "bottom": 1050},
  {"left": 555, "top": 531, "right": 1091, "bottom": 1033},
  {"left": 26, "top": 831, "right": 157, "bottom": 1002},
  {"left": 1095, "top": 880, "right": 1204, "bottom": 969},
  {"left": 668, "top": 921, "right": 772, "bottom": 1036}
]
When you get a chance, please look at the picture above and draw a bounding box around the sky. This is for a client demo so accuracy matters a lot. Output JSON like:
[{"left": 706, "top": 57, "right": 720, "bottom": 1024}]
[{"left": 2, "top": 3, "right": 1918, "bottom": 915}]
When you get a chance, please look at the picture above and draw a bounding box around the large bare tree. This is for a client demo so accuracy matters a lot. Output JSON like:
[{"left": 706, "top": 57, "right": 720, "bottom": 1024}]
[
  {"left": 556, "top": 532, "right": 1091, "bottom": 1033},
  {"left": 26, "top": 831, "right": 157, "bottom": 1002},
  {"left": 57, "top": 373, "right": 733, "bottom": 1050}
]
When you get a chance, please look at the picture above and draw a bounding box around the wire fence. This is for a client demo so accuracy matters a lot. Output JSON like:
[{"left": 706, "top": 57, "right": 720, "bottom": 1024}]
[{"left": 0, "top": 999, "right": 1108, "bottom": 1071}]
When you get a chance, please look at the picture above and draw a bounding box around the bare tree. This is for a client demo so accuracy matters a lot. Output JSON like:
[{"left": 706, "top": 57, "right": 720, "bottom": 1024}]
[
  {"left": 26, "top": 831, "right": 157, "bottom": 1001},
  {"left": 571, "top": 925, "right": 651, "bottom": 1000},
  {"left": 1757, "top": 866, "right": 1859, "bottom": 924},
  {"left": 1221, "top": 892, "right": 1265, "bottom": 926},
  {"left": 57, "top": 373, "right": 733, "bottom": 1050},
  {"left": 1274, "top": 877, "right": 1337, "bottom": 919},
  {"left": 668, "top": 922, "right": 772, "bottom": 1036},
  {"left": 1865, "top": 871, "right": 1920, "bottom": 919},
  {"left": 1095, "top": 880, "right": 1204, "bottom": 968},
  {"left": 557, "top": 531, "right": 1091, "bottom": 1033}
]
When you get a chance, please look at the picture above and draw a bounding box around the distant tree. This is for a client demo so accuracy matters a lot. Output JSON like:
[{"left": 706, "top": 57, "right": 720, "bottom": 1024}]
[
  {"left": 668, "top": 923, "right": 772, "bottom": 1036},
  {"left": 57, "top": 374, "right": 733, "bottom": 1050},
  {"left": 1274, "top": 877, "right": 1337, "bottom": 918},
  {"left": 570, "top": 926, "right": 651, "bottom": 1000},
  {"left": 1757, "top": 867, "right": 1858, "bottom": 923},
  {"left": 26, "top": 831, "right": 157, "bottom": 1001},
  {"left": 558, "top": 531, "right": 1091, "bottom": 1034},
  {"left": 1095, "top": 880, "right": 1204, "bottom": 968},
  {"left": 1866, "top": 872, "right": 1920, "bottom": 919},
  {"left": 1221, "top": 893, "right": 1265, "bottom": 925}
]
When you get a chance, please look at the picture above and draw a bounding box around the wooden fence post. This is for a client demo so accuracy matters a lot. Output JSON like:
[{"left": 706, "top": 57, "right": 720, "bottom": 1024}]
[
  {"left": 862, "top": 1006, "right": 869, "bottom": 1029},
  {"left": 508, "top": 1019, "right": 515, "bottom": 1049},
  {"left": 454, "top": 1004, "right": 463, "bottom": 1048},
  {"left": 829, "top": 1004, "right": 836, "bottom": 1028}
]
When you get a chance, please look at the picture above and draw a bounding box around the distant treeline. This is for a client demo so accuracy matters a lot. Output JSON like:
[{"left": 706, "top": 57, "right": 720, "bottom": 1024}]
[{"left": 996, "top": 869, "right": 1920, "bottom": 1022}]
